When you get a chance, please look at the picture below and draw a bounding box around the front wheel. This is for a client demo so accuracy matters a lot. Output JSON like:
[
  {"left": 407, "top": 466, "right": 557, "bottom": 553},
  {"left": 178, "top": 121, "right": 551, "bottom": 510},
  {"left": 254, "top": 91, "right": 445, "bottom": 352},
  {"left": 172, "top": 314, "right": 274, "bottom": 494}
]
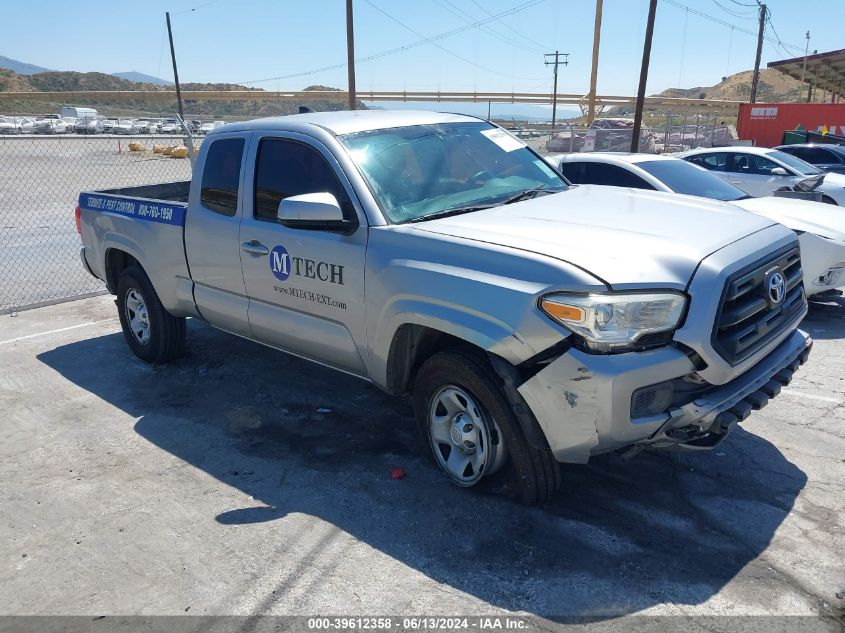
[
  {"left": 116, "top": 266, "right": 186, "bottom": 363},
  {"left": 413, "top": 350, "right": 561, "bottom": 504}
]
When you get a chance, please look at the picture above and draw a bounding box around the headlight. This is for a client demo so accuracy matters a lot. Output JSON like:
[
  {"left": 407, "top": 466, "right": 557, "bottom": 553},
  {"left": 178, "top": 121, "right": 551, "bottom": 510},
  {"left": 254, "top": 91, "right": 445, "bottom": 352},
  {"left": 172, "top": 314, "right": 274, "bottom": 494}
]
[{"left": 540, "top": 292, "right": 687, "bottom": 352}]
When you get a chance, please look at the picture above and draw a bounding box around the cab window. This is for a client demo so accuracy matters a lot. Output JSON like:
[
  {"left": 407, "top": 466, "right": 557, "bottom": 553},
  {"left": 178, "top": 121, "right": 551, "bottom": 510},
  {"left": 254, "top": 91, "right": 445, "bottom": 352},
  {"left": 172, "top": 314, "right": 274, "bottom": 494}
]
[
  {"left": 200, "top": 138, "right": 245, "bottom": 216},
  {"left": 254, "top": 138, "right": 354, "bottom": 223}
]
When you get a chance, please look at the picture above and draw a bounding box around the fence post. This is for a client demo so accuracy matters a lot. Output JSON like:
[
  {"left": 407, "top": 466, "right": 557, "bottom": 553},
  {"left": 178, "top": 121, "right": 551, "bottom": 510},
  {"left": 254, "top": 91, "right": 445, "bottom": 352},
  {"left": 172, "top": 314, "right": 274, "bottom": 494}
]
[{"left": 694, "top": 114, "right": 700, "bottom": 148}]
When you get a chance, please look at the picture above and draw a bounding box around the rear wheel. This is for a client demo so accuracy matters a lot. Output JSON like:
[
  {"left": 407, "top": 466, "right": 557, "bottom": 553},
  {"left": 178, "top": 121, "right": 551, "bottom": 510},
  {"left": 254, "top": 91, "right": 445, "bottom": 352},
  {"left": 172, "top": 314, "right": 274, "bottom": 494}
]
[
  {"left": 413, "top": 349, "right": 561, "bottom": 504},
  {"left": 116, "top": 266, "right": 185, "bottom": 363}
]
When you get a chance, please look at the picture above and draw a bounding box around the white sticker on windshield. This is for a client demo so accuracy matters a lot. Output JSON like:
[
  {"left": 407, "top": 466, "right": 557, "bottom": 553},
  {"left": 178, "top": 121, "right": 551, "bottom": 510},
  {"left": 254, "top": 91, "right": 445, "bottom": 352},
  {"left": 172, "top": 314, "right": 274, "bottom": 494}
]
[{"left": 480, "top": 128, "right": 525, "bottom": 152}]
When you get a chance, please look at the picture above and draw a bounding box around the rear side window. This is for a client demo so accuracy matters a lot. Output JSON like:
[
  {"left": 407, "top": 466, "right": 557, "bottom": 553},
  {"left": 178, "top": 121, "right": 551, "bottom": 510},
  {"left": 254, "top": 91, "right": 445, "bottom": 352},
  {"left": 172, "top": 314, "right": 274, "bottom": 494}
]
[
  {"left": 789, "top": 146, "right": 840, "bottom": 164},
  {"left": 559, "top": 161, "right": 654, "bottom": 190},
  {"left": 687, "top": 153, "right": 727, "bottom": 172},
  {"left": 201, "top": 138, "right": 245, "bottom": 216},
  {"left": 253, "top": 138, "right": 353, "bottom": 222}
]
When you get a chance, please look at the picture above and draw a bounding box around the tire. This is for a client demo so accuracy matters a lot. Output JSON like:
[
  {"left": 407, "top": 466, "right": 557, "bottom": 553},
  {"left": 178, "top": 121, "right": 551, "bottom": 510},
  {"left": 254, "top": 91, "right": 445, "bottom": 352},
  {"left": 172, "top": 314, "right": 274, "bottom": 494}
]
[
  {"left": 821, "top": 195, "right": 838, "bottom": 206},
  {"left": 413, "top": 349, "right": 561, "bottom": 504},
  {"left": 116, "top": 266, "right": 186, "bottom": 363}
]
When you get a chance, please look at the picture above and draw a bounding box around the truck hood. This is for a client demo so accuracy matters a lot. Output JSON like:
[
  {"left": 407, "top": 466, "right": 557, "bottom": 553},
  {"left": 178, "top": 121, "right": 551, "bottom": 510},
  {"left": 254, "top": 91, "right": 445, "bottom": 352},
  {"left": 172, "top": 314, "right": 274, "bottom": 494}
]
[
  {"left": 732, "top": 196, "right": 845, "bottom": 242},
  {"left": 410, "top": 185, "right": 777, "bottom": 289}
]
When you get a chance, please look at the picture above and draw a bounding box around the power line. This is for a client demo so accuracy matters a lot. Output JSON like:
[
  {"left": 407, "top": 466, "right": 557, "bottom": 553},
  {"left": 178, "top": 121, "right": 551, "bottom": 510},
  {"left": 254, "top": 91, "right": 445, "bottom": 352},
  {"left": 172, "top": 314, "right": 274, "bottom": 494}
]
[
  {"left": 662, "top": 0, "right": 804, "bottom": 55},
  {"left": 238, "top": 0, "right": 545, "bottom": 86},
  {"left": 364, "top": 0, "right": 543, "bottom": 80},
  {"left": 467, "top": 0, "right": 554, "bottom": 52},
  {"left": 171, "top": 0, "right": 219, "bottom": 16},
  {"left": 711, "top": 0, "right": 757, "bottom": 20},
  {"left": 430, "top": 0, "right": 545, "bottom": 55}
]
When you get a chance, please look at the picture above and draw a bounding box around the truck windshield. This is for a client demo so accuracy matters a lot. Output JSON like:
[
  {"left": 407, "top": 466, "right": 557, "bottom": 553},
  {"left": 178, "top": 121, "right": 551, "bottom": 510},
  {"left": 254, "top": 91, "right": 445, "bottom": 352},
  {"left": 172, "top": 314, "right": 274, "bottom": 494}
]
[
  {"left": 637, "top": 159, "right": 749, "bottom": 201},
  {"left": 339, "top": 122, "right": 567, "bottom": 223}
]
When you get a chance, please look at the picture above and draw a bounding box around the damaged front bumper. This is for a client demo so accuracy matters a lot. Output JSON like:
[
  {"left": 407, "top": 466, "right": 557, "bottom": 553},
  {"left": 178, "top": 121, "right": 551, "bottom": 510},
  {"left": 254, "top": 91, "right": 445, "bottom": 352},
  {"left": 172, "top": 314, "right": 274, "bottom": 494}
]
[{"left": 517, "top": 329, "right": 812, "bottom": 464}]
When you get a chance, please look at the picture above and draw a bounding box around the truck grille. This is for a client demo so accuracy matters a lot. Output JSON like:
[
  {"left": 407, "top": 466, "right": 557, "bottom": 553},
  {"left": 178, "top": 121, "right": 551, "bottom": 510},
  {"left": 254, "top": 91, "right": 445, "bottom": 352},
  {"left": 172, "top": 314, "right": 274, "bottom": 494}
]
[{"left": 712, "top": 245, "right": 805, "bottom": 366}]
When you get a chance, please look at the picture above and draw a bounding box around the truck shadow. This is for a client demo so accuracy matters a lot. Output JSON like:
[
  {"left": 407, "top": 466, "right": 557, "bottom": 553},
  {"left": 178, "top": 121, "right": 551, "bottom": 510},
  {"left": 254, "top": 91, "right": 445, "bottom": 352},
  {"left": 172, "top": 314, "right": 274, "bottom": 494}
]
[
  {"left": 37, "top": 318, "right": 811, "bottom": 619},
  {"left": 804, "top": 294, "right": 845, "bottom": 340}
]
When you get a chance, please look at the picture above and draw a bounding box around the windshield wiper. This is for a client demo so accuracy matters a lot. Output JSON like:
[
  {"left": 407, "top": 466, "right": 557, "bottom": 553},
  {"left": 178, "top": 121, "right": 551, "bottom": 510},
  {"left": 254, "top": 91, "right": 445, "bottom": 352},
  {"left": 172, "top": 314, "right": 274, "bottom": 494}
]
[
  {"left": 407, "top": 188, "right": 562, "bottom": 224},
  {"left": 407, "top": 204, "right": 497, "bottom": 223},
  {"left": 501, "top": 186, "right": 560, "bottom": 205}
]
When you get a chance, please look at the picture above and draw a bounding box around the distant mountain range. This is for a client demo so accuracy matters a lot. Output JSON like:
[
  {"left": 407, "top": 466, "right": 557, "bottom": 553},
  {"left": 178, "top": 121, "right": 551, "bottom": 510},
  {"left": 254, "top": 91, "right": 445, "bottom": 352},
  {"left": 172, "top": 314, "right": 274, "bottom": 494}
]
[
  {"left": 0, "top": 55, "right": 172, "bottom": 86},
  {"left": 0, "top": 55, "right": 50, "bottom": 75},
  {"left": 0, "top": 59, "right": 360, "bottom": 118},
  {"left": 112, "top": 71, "right": 172, "bottom": 86}
]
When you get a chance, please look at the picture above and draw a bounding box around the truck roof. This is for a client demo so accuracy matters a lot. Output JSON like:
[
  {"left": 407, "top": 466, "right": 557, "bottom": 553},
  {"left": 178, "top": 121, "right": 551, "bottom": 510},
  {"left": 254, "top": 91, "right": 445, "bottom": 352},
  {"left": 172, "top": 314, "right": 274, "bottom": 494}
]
[{"left": 212, "top": 109, "right": 481, "bottom": 137}]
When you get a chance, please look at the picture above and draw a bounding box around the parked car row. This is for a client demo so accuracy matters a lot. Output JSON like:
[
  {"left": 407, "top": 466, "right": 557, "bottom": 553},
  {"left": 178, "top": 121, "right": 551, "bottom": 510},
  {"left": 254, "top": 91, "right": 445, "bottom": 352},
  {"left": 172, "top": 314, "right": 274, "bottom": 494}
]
[
  {"left": 549, "top": 151, "right": 845, "bottom": 297},
  {"left": 0, "top": 114, "right": 228, "bottom": 135}
]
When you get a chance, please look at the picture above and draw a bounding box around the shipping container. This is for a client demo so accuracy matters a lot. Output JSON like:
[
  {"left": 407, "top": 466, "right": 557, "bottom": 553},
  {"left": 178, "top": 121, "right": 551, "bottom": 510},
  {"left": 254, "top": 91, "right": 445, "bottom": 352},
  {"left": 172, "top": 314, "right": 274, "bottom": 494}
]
[{"left": 737, "top": 103, "right": 845, "bottom": 148}]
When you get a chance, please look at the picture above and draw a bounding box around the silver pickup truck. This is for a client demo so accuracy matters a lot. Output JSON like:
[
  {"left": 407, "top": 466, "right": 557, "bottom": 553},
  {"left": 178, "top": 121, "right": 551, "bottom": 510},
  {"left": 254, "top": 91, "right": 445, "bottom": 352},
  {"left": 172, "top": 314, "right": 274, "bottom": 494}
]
[{"left": 78, "top": 110, "right": 812, "bottom": 503}]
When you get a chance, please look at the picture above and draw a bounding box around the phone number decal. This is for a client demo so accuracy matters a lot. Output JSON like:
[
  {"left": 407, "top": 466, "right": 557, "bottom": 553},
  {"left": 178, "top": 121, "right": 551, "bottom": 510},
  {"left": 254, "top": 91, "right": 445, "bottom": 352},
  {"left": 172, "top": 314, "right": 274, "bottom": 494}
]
[{"left": 81, "top": 193, "right": 186, "bottom": 226}]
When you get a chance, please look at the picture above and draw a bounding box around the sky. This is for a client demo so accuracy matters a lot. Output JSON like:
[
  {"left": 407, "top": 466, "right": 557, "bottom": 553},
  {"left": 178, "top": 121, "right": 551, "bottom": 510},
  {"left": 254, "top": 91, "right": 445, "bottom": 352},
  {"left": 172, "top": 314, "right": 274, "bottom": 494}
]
[{"left": 2, "top": 0, "right": 843, "bottom": 103}]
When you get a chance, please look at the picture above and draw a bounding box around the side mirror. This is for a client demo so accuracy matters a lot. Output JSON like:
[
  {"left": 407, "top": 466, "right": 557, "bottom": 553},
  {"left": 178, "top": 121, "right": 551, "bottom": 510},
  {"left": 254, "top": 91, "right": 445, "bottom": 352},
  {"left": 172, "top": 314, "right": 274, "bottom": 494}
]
[
  {"left": 770, "top": 167, "right": 789, "bottom": 176},
  {"left": 277, "top": 192, "right": 357, "bottom": 234}
]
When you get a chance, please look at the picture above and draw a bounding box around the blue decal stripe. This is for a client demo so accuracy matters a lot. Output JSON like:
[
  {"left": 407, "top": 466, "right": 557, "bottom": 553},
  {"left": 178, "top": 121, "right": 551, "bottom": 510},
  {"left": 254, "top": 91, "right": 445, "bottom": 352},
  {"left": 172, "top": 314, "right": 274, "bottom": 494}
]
[{"left": 80, "top": 193, "right": 186, "bottom": 227}]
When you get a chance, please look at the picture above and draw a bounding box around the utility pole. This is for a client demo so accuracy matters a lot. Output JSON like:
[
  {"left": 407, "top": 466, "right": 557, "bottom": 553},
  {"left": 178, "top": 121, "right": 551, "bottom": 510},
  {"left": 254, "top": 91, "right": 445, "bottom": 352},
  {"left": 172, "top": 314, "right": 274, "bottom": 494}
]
[
  {"left": 346, "top": 0, "right": 357, "bottom": 110},
  {"left": 165, "top": 11, "right": 184, "bottom": 120},
  {"left": 801, "top": 31, "right": 811, "bottom": 102},
  {"left": 587, "top": 0, "right": 603, "bottom": 125},
  {"left": 807, "top": 49, "right": 817, "bottom": 102},
  {"left": 749, "top": 3, "right": 766, "bottom": 104},
  {"left": 631, "top": 0, "right": 657, "bottom": 152},
  {"left": 544, "top": 51, "right": 569, "bottom": 130}
]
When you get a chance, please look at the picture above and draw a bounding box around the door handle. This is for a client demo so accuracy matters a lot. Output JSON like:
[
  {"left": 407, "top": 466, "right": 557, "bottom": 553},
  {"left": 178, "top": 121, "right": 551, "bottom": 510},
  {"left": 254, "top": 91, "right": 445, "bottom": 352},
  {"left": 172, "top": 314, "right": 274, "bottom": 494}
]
[{"left": 241, "top": 240, "right": 269, "bottom": 256}]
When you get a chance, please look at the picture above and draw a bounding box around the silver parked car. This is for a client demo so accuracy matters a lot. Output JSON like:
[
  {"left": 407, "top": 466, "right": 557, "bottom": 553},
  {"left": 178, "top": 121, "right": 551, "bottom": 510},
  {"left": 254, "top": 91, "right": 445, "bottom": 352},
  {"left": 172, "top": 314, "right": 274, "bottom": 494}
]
[{"left": 680, "top": 146, "right": 845, "bottom": 206}]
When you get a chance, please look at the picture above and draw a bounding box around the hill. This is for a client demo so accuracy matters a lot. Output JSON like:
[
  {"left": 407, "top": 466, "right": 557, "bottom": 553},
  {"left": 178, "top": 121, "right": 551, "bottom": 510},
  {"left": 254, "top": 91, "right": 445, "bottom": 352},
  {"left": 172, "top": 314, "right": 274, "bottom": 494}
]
[
  {"left": 112, "top": 71, "right": 172, "bottom": 86},
  {"left": 655, "top": 68, "right": 805, "bottom": 103},
  {"left": 0, "top": 71, "right": 361, "bottom": 118},
  {"left": 0, "top": 55, "right": 51, "bottom": 75},
  {"left": 605, "top": 68, "right": 806, "bottom": 125}
]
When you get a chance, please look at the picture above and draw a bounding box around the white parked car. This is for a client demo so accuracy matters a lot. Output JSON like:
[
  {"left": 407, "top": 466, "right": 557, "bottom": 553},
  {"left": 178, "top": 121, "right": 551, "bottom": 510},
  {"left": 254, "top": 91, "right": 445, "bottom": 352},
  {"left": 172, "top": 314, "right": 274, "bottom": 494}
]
[
  {"left": 679, "top": 146, "right": 845, "bottom": 206},
  {"left": 198, "top": 120, "right": 225, "bottom": 135},
  {"left": 18, "top": 117, "right": 36, "bottom": 134},
  {"left": 130, "top": 120, "right": 152, "bottom": 134},
  {"left": 34, "top": 117, "right": 69, "bottom": 134},
  {"left": 114, "top": 120, "right": 133, "bottom": 135},
  {"left": 158, "top": 121, "right": 179, "bottom": 134},
  {"left": 76, "top": 117, "right": 104, "bottom": 134},
  {"left": 551, "top": 152, "right": 845, "bottom": 296},
  {"left": 0, "top": 117, "right": 22, "bottom": 134}
]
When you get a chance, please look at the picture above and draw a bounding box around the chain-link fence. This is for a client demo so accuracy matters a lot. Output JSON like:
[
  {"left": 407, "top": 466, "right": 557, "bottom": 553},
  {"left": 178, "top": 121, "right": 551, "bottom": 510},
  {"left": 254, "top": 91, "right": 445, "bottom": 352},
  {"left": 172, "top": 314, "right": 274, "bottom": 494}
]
[
  {"left": 527, "top": 122, "right": 736, "bottom": 156},
  {"left": 0, "top": 135, "right": 194, "bottom": 314}
]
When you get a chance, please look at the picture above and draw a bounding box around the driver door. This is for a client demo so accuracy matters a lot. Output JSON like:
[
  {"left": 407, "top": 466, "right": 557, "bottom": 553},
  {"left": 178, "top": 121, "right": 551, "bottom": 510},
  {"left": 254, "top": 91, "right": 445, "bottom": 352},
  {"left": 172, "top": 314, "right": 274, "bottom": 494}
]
[{"left": 238, "top": 134, "right": 369, "bottom": 376}]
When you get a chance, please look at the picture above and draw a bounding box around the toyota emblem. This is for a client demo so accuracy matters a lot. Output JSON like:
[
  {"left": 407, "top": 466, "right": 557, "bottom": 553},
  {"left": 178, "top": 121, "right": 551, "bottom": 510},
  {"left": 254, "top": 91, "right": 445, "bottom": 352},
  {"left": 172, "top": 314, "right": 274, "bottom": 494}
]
[{"left": 767, "top": 271, "right": 786, "bottom": 305}]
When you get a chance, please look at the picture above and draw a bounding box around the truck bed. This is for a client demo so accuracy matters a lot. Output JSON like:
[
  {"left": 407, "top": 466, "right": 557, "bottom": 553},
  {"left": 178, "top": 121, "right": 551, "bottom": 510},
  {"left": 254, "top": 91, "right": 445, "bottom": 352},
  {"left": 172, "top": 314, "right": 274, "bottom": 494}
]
[
  {"left": 97, "top": 181, "right": 191, "bottom": 203},
  {"left": 78, "top": 179, "right": 197, "bottom": 318}
]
